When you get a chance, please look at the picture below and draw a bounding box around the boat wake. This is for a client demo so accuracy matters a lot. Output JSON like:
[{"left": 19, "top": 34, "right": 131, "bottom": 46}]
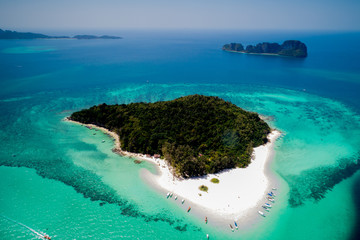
[{"left": 1, "top": 215, "right": 52, "bottom": 239}]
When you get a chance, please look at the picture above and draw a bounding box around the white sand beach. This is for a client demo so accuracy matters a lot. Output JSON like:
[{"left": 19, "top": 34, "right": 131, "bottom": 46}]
[
  {"left": 142, "top": 130, "right": 281, "bottom": 221},
  {"left": 65, "top": 117, "right": 281, "bottom": 222}
]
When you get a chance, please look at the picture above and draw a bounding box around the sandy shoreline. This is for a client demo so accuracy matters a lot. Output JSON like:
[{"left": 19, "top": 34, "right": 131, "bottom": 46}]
[
  {"left": 64, "top": 117, "right": 281, "bottom": 225},
  {"left": 142, "top": 130, "right": 281, "bottom": 223}
]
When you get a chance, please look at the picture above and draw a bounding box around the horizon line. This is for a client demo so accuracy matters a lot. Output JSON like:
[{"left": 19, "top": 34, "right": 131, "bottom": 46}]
[{"left": 2, "top": 26, "right": 360, "bottom": 34}]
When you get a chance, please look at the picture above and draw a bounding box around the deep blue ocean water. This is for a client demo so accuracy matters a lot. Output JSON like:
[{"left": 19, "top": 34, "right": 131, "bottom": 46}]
[{"left": 0, "top": 30, "right": 359, "bottom": 239}]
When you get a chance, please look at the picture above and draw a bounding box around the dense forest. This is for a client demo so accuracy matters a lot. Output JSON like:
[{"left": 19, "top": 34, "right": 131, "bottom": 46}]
[{"left": 70, "top": 95, "right": 271, "bottom": 177}]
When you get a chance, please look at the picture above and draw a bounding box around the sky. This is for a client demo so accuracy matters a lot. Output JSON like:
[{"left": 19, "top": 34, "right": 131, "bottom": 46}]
[{"left": 1, "top": 0, "right": 360, "bottom": 31}]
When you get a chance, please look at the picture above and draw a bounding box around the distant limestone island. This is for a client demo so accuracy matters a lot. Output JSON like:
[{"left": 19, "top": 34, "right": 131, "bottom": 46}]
[
  {"left": 223, "top": 40, "right": 307, "bottom": 58},
  {"left": 72, "top": 35, "right": 122, "bottom": 40},
  {"left": 0, "top": 28, "right": 122, "bottom": 40},
  {"left": 69, "top": 95, "right": 271, "bottom": 178}
]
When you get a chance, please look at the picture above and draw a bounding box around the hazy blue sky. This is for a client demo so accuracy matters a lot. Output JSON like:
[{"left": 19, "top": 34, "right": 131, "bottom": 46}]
[{"left": 1, "top": 0, "right": 360, "bottom": 31}]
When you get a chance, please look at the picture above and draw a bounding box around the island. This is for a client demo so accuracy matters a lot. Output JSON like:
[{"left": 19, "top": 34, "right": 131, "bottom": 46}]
[
  {"left": 69, "top": 95, "right": 270, "bottom": 177},
  {"left": 67, "top": 94, "right": 281, "bottom": 222},
  {"left": 223, "top": 40, "right": 307, "bottom": 58},
  {"left": 0, "top": 28, "right": 122, "bottom": 40},
  {"left": 73, "top": 35, "right": 122, "bottom": 39},
  {"left": 0, "top": 28, "right": 69, "bottom": 39}
]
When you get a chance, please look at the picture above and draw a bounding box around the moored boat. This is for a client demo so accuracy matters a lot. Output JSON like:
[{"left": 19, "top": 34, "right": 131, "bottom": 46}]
[
  {"left": 181, "top": 199, "right": 185, "bottom": 204},
  {"left": 234, "top": 221, "right": 238, "bottom": 229},
  {"left": 187, "top": 207, "right": 191, "bottom": 212},
  {"left": 229, "top": 224, "right": 234, "bottom": 231},
  {"left": 258, "top": 211, "right": 265, "bottom": 217},
  {"left": 265, "top": 203, "right": 272, "bottom": 207}
]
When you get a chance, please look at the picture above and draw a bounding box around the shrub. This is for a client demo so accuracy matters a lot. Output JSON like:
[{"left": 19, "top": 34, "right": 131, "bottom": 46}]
[
  {"left": 210, "top": 178, "right": 219, "bottom": 184},
  {"left": 199, "top": 185, "right": 208, "bottom": 192}
]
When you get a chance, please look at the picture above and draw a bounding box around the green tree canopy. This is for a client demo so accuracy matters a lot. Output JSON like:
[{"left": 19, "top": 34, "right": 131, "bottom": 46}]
[{"left": 70, "top": 95, "right": 271, "bottom": 177}]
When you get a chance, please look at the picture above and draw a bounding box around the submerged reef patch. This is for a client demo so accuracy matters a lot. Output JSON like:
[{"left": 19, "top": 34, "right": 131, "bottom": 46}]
[
  {"left": 0, "top": 156, "right": 190, "bottom": 232},
  {"left": 287, "top": 153, "right": 360, "bottom": 207}
]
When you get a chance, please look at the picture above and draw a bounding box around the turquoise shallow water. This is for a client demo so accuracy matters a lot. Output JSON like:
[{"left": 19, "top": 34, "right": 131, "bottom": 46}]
[{"left": 0, "top": 31, "right": 360, "bottom": 239}]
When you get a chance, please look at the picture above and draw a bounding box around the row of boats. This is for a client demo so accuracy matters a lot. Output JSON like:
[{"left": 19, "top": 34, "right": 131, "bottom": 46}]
[
  {"left": 229, "top": 221, "right": 239, "bottom": 231},
  {"left": 166, "top": 192, "right": 190, "bottom": 212},
  {"left": 258, "top": 188, "right": 277, "bottom": 217},
  {"left": 166, "top": 192, "right": 211, "bottom": 238},
  {"left": 166, "top": 192, "right": 185, "bottom": 204},
  {"left": 167, "top": 188, "right": 278, "bottom": 238}
]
